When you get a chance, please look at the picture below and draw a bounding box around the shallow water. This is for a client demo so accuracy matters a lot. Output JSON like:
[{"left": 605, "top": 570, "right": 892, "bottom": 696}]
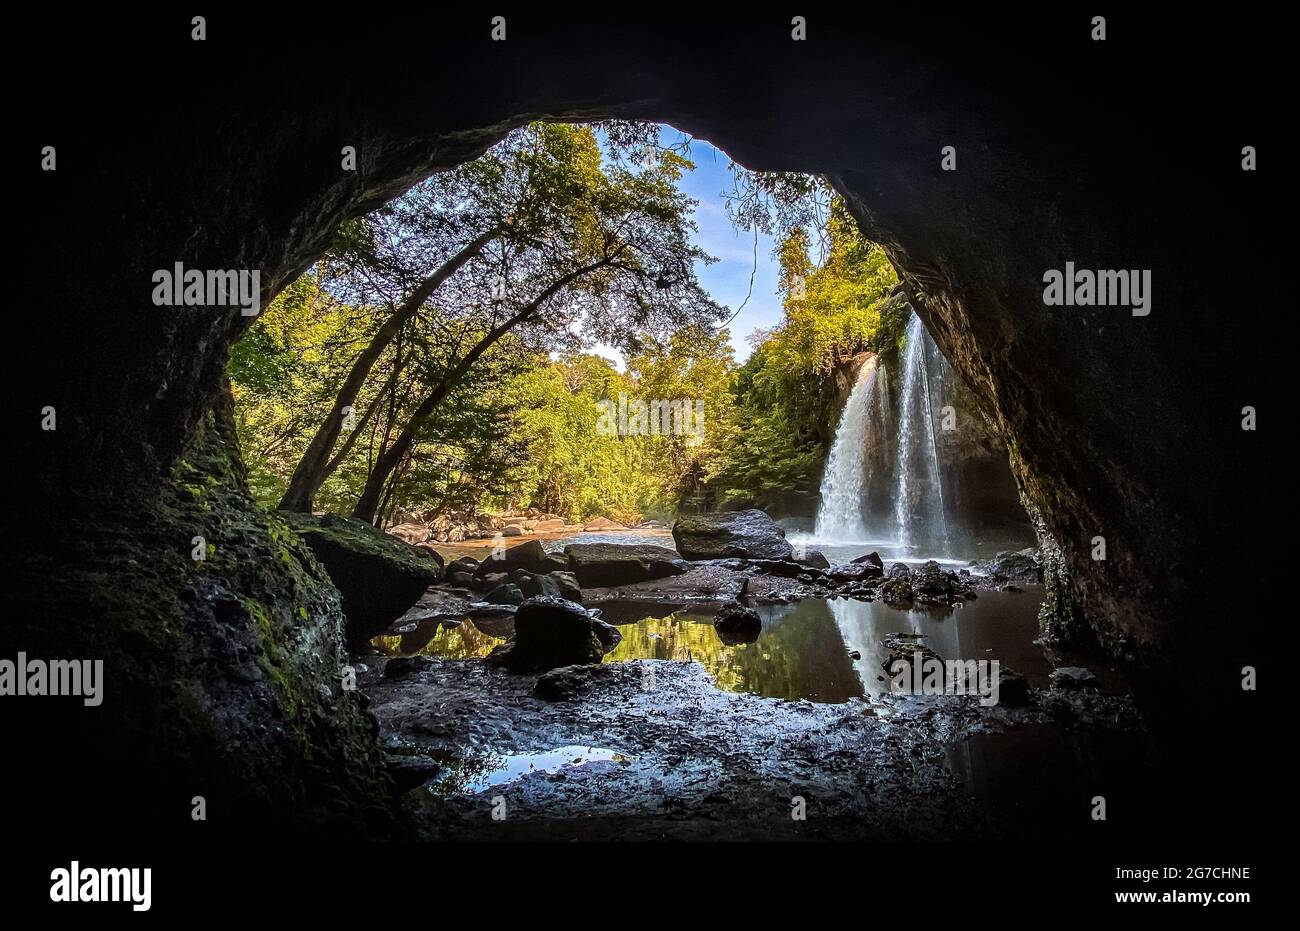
[
  {"left": 373, "top": 586, "right": 1051, "bottom": 703},
  {"left": 785, "top": 532, "right": 1029, "bottom": 568},
  {"left": 427, "top": 745, "right": 633, "bottom": 796}
]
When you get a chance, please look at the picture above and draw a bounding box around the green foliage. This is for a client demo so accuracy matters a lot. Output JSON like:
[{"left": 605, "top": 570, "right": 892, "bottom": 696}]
[
  {"left": 230, "top": 121, "right": 900, "bottom": 525},
  {"left": 711, "top": 198, "right": 900, "bottom": 510}
]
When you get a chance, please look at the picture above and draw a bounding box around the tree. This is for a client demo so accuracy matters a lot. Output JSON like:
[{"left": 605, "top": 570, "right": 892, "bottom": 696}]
[
  {"left": 279, "top": 123, "right": 685, "bottom": 512},
  {"left": 349, "top": 124, "right": 723, "bottom": 523}
]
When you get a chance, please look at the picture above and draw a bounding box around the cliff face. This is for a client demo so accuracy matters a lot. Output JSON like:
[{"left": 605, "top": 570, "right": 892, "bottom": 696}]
[{"left": 11, "top": 12, "right": 1272, "bottom": 829}]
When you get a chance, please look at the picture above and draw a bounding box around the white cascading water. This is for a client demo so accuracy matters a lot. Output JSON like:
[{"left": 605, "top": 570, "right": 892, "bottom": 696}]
[
  {"left": 813, "top": 357, "right": 879, "bottom": 541},
  {"left": 892, "top": 314, "right": 948, "bottom": 549}
]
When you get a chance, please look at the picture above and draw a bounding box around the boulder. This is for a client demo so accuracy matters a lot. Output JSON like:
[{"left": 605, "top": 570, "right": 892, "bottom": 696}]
[
  {"left": 539, "top": 553, "right": 570, "bottom": 573},
  {"left": 880, "top": 636, "right": 942, "bottom": 689},
  {"left": 713, "top": 602, "right": 762, "bottom": 645},
  {"left": 447, "top": 556, "right": 479, "bottom": 574},
  {"left": 908, "top": 560, "right": 977, "bottom": 606},
  {"left": 413, "top": 543, "right": 445, "bottom": 567},
  {"left": 978, "top": 548, "right": 1043, "bottom": 584},
  {"left": 519, "top": 570, "right": 583, "bottom": 602},
  {"left": 485, "top": 583, "right": 525, "bottom": 606},
  {"left": 795, "top": 549, "right": 831, "bottom": 570},
  {"left": 447, "top": 570, "right": 473, "bottom": 587},
  {"left": 280, "top": 512, "right": 441, "bottom": 651},
  {"left": 473, "top": 539, "right": 550, "bottom": 576},
  {"left": 997, "top": 667, "right": 1032, "bottom": 706},
  {"left": 564, "top": 542, "right": 686, "bottom": 587},
  {"left": 532, "top": 518, "right": 566, "bottom": 532},
  {"left": 500, "top": 524, "right": 525, "bottom": 537},
  {"left": 851, "top": 551, "right": 885, "bottom": 570},
  {"left": 582, "top": 516, "right": 627, "bottom": 531},
  {"left": 485, "top": 596, "right": 617, "bottom": 673},
  {"left": 828, "top": 563, "right": 877, "bottom": 583},
  {"left": 590, "top": 616, "right": 623, "bottom": 652},
  {"left": 672, "top": 509, "right": 793, "bottom": 561},
  {"left": 473, "top": 571, "right": 508, "bottom": 591}
]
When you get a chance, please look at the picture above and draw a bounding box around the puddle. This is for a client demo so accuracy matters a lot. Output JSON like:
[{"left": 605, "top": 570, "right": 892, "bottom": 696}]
[
  {"left": 375, "top": 586, "right": 1059, "bottom": 703},
  {"left": 429, "top": 745, "right": 632, "bottom": 796}
]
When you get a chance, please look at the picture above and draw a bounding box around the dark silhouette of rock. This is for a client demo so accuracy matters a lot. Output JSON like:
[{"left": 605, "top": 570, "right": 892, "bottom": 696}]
[
  {"left": 975, "top": 549, "right": 1043, "bottom": 585},
  {"left": 752, "top": 559, "right": 804, "bottom": 578},
  {"left": 519, "top": 570, "right": 583, "bottom": 602},
  {"left": 280, "top": 512, "right": 441, "bottom": 651},
  {"left": 714, "top": 602, "right": 762, "bottom": 645},
  {"left": 384, "top": 753, "right": 442, "bottom": 791},
  {"left": 485, "top": 583, "right": 525, "bottom": 606},
  {"left": 829, "top": 563, "right": 877, "bottom": 582},
  {"left": 997, "top": 667, "right": 1031, "bottom": 706},
  {"left": 486, "top": 597, "right": 617, "bottom": 673}
]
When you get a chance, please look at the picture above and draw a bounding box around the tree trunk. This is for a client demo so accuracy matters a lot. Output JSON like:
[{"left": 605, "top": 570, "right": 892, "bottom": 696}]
[
  {"left": 350, "top": 262, "right": 604, "bottom": 523},
  {"left": 278, "top": 229, "right": 498, "bottom": 512}
]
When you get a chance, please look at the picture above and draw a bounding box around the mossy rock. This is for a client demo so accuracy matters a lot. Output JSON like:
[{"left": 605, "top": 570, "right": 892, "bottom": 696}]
[
  {"left": 279, "top": 512, "right": 442, "bottom": 650},
  {"left": 2, "top": 385, "right": 401, "bottom": 838}
]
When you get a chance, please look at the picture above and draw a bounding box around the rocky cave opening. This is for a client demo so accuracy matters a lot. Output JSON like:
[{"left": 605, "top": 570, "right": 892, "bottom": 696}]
[{"left": 9, "top": 11, "right": 1273, "bottom": 848}]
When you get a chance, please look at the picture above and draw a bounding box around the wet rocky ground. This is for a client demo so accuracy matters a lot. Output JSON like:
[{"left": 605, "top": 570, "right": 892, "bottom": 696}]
[
  {"left": 353, "top": 525, "right": 1149, "bottom": 841},
  {"left": 361, "top": 635, "right": 1148, "bottom": 841}
]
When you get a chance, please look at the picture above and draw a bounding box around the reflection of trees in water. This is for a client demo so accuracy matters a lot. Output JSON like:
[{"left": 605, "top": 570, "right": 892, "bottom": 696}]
[
  {"left": 606, "top": 606, "right": 863, "bottom": 702},
  {"left": 730, "top": 603, "right": 864, "bottom": 702},
  {"left": 608, "top": 611, "right": 721, "bottom": 666},
  {"left": 373, "top": 619, "right": 511, "bottom": 659},
  {"left": 427, "top": 750, "right": 505, "bottom": 797}
]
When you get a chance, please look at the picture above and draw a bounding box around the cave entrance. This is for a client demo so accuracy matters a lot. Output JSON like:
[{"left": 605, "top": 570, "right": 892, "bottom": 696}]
[
  {"left": 17, "top": 12, "right": 1267, "bottom": 848},
  {"left": 225, "top": 118, "right": 1089, "bottom": 840}
]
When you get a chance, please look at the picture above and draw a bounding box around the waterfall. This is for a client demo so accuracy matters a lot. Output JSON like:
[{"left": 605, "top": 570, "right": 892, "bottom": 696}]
[
  {"left": 809, "top": 313, "right": 951, "bottom": 555},
  {"left": 892, "top": 314, "right": 948, "bottom": 550},
  {"left": 813, "top": 358, "right": 879, "bottom": 541}
]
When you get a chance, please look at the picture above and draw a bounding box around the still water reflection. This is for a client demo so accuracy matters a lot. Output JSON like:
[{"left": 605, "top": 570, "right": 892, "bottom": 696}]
[{"left": 372, "top": 586, "right": 1048, "bottom": 703}]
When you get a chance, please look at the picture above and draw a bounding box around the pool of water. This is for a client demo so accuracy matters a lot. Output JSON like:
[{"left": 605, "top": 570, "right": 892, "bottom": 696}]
[
  {"left": 373, "top": 586, "right": 1051, "bottom": 703},
  {"left": 425, "top": 745, "right": 633, "bottom": 796}
]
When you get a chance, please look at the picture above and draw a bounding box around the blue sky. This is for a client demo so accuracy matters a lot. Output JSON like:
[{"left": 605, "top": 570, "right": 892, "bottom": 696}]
[{"left": 592, "top": 125, "right": 785, "bottom": 367}]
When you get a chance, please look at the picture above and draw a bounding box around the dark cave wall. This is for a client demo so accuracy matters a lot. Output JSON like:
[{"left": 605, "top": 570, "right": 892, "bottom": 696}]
[{"left": 11, "top": 12, "right": 1273, "bottom": 825}]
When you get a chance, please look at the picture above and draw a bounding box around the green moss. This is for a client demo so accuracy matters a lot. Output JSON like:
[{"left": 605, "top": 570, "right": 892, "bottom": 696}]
[{"left": 6, "top": 385, "right": 399, "bottom": 836}]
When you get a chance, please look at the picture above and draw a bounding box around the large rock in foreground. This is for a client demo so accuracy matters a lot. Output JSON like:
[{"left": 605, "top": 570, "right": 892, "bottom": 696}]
[
  {"left": 486, "top": 596, "right": 619, "bottom": 674},
  {"left": 673, "top": 509, "right": 794, "bottom": 562},
  {"left": 280, "top": 512, "right": 441, "bottom": 650},
  {"left": 564, "top": 542, "right": 686, "bottom": 587}
]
